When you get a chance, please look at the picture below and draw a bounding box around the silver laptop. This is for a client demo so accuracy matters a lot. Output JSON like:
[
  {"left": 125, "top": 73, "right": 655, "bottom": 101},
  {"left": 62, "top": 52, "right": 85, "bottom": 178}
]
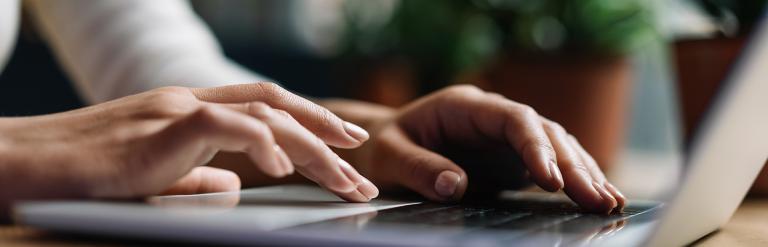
[{"left": 12, "top": 11, "right": 768, "bottom": 247}]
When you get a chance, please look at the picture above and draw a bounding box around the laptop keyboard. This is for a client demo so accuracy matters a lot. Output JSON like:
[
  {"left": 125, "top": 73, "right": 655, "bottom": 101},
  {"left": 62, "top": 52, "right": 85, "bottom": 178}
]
[
  {"left": 295, "top": 198, "right": 657, "bottom": 239},
  {"left": 364, "top": 200, "right": 651, "bottom": 233}
]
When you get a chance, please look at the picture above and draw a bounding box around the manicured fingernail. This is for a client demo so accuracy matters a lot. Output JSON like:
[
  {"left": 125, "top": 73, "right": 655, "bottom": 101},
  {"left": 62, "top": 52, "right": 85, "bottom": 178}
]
[
  {"left": 343, "top": 121, "right": 369, "bottom": 143},
  {"left": 274, "top": 145, "right": 293, "bottom": 175},
  {"left": 549, "top": 160, "right": 564, "bottom": 190},
  {"left": 358, "top": 177, "right": 380, "bottom": 200},
  {"left": 604, "top": 182, "right": 626, "bottom": 211},
  {"left": 592, "top": 181, "right": 617, "bottom": 213},
  {"left": 339, "top": 158, "right": 363, "bottom": 186},
  {"left": 434, "top": 171, "right": 461, "bottom": 198}
]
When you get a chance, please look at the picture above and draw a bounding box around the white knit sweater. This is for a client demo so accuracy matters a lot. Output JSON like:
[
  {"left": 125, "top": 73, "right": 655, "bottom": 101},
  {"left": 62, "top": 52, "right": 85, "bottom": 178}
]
[{"left": 0, "top": 0, "right": 267, "bottom": 103}]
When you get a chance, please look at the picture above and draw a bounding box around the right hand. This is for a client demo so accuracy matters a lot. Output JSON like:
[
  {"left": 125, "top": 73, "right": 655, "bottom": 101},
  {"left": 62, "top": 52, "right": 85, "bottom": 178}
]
[{"left": 0, "top": 83, "right": 378, "bottom": 206}]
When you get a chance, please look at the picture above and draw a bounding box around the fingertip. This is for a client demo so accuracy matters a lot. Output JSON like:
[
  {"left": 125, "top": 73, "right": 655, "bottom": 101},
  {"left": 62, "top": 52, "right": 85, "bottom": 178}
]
[
  {"left": 163, "top": 167, "right": 242, "bottom": 195},
  {"left": 325, "top": 122, "right": 369, "bottom": 149},
  {"left": 248, "top": 149, "right": 287, "bottom": 178},
  {"left": 592, "top": 181, "right": 618, "bottom": 214},
  {"left": 545, "top": 160, "right": 564, "bottom": 192},
  {"left": 359, "top": 178, "right": 380, "bottom": 200},
  {"left": 343, "top": 121, "right": 370, "bottom": 143},
  {"left": 274, "top": 145, "right": 294, "bottom": 175},
  {"left": 523, "top": 144, "right": 561, "bottom": 192},
  {"left": 328, "top": 181, "right": 358, "bottom": 194},
  {"left": 325, "top": 164, "right": 359, "bottom": 194},
  {"left": 434, "top": 170, "right": 462, "bottom": 200},
  {"left": 605, "top": 182, "right": 627, "bottom": 211},
  {"left": 336, "top": 188, "right": 371, "bottom": 203},
  {"left": 211, "top": 168, "right": 242, "bottom": 192},
  {"left": 338, "top": 158, "right": 364, "bottom": 185}
]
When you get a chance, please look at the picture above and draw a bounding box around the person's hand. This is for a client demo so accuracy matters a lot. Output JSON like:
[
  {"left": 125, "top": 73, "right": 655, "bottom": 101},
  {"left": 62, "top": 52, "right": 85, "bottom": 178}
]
[
  {"left": 349, "top": 85, "right": 625, "bottom": 213},
  {"left": 0, "top": 83, "right": 379, "bottom": 207}
]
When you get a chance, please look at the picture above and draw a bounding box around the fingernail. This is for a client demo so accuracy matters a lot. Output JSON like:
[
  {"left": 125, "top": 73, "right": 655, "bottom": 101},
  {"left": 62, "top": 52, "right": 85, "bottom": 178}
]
[
  {"left": 274, "top": 145, "right": 293, "bottom": 175},
  {"left": 548, "top": 160, "right": 564, "bottom": 190},
  {"left": 358, "top": 177, "right": 380, "bottom": 200},
  {"left": 339, "top": 158, "right": 364, "bottom": 186},
  {"left": 343, "top": 121, "right": 369, "bottom": 143},
  {"left": 604, "top": 182, "right": 626, "bottom": 211},
  {"left": 434, "top": 171, "right": 461, "bottom": 198},
  {"left": 592, "top": 181, "right": 617, "bottom": 213}
]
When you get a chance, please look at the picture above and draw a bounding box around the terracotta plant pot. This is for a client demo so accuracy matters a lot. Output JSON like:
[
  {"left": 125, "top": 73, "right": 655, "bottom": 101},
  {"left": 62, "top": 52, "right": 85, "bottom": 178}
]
[
  {"left": 673, "top": 36, "right": 768, "bottom": 195},
  {"left": 468, "top": 54, "right": 633, "bottom": 170},
  {"left": 673, "top": 36, "right": 746, "bottom": 142}
]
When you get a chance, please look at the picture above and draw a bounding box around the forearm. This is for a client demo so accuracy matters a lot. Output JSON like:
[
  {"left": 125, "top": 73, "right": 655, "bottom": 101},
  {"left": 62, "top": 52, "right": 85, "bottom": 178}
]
[
  {"left": 0, "top": 120, "right": 90, "bottom": 215},
  {"left": 27, "top": 0, "right": 269, "bottom": 103}
]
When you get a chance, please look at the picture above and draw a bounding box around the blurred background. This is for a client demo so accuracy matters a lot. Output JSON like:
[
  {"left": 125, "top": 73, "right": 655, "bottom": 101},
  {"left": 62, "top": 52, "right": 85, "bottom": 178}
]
[{"left": 0, "top": 0, "right": 765, "bottom": 199}]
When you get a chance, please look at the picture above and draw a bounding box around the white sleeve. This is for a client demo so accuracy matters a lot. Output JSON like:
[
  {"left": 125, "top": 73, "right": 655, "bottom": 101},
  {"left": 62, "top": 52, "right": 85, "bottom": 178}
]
[{"left": 26, "top": 0, "right": 270, "bottom": 103}]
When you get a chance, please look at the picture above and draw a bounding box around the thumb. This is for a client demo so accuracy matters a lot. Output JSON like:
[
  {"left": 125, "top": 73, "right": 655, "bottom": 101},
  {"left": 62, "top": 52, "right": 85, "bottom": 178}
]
[
  {"left": 377, "top": 127, "right": 468, "bottom": 202},
  {"left": 160, "top": 167, "right": 242, "bottom": 195}
]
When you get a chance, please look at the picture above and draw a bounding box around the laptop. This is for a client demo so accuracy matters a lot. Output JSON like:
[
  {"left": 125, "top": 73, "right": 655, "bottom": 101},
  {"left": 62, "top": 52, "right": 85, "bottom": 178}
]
[{"left": 12, "top": 11, "right": 768, "bottom": 247}]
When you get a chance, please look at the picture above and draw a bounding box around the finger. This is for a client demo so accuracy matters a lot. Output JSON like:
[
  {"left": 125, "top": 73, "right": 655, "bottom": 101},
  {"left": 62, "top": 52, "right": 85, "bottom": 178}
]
[
  {"left": 378, "top": 126, "right": 468, "bottom": 202},
  {"left": 274, "top": 145, "right": 294, "bottom": 175},
  {"left": 567, "top": 135, "right": 626, "bottom": 212},
  {"left": 451, "top": 89, "right": 560, "bottom": 191},
  {"left": 160, "top": 167, "right": 241, "bottom": 195},
  {"left": 156, "top": 105, "right": 288, "bottom": 178},
  {"left": 218, "top": 102, "right": 364, "bottom": 196},
  {"left": 337, "top": 158, "right": 379, "bottom": 201},
  {"left": 190, "top": 83, "right": 369, "bottom": 148},
  {"left": 541, "top": 118, "right": 616, "bottom": 213}
]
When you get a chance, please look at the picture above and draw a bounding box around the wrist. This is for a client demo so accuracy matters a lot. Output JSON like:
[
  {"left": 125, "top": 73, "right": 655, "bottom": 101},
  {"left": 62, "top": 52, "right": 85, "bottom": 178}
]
[{"left": 0, "top": 118, "right": 93, "bottom": 204}]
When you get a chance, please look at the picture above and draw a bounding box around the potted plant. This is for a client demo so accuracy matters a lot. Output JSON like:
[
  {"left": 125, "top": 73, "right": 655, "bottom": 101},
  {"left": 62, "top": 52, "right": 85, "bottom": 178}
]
[
  {"left": 662, "top": 0, "right": 768, "bottom": 195},
  {"left": 674, "top": 0, "right": 767, "bottom": 142},
  {"left": 338, "top": 0, "right": 657, "bottom": 169}
]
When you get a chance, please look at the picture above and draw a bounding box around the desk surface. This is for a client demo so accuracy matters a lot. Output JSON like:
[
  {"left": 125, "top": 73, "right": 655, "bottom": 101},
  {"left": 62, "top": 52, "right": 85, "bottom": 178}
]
[
  {"left": 2, "top": 198, "right": 768, "bottom": 247},
  {"left": 695, "top": 198, "right": 768, "bottom": 246}
]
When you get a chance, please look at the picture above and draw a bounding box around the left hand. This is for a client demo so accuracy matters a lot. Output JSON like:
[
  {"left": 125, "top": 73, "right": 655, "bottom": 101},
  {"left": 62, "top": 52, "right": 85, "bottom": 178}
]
[{"left": 350, "top": 85, "right": 625, "bottom": 214}]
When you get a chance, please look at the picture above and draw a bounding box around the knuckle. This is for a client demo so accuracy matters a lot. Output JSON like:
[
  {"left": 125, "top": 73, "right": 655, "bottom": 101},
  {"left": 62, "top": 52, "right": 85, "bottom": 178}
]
[
  {"left": 436, "top": 85, "right": 486, "bottom": 107},
  {"left": 274, "top": 109, "right": 291, "bottom": 117},
  {"left": 184, "top": 105, "right": 221, "bottom": 132},
  {"left": 516, "top": 104, "right": 538, "bottom": 118},
  {"left": 486, "top": 92, "right": 507, "bottom": 100},
  {"left": 312, "top": 108, "right": 340, "bottom": 137},
  {"left": 252, "top": 123, "right": 275, "bottom": 143},
  {"left": 246, "top": 102, "right": 274, "bottom": 119},
  {"left": 540, "top": 143, "right": 557, "bottom": 159},
  {"left": 567, "top": 162, "right": 591, "bottom": 176},
  {"left": 522, "top": 138, "right": 555, "bottom": 158},
  {"left": 567, "top": 134, "right": 579, "bottom": 144},
  {"left": 153, "top": 86, "right": 191, "bottom": 95},
  {"left": 402, "top": 154, "right": 432, "bottom": 179},
  {"left": 311, "top": 136, "right": 329, "bottom": 153},
  {"left": 297, "top": 137, "right": 332, "bottom": 166},
  {"left": 544, "top": 120, "right": 567, "bottom": 135},
  {"left": 443, "top": 84, "right": 484, "bottom": 97},
  {"left": 193, "top": 105, "right": 220, "bottom": 121},
  {"left": 254, "top": 82, "right": 287, "bottom": 101},
  {"left": 143, "top": 89, "right": 198, "bottom": 117}
]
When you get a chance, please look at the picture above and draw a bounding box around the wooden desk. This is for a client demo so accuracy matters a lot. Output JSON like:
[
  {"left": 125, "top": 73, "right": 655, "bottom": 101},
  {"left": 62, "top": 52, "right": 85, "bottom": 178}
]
[
  {"left": 2, "top": 198, "right": 768, "bottom": 246},
  {"left": 695, "top": 198, "right": 768, "bottom": 246}
]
